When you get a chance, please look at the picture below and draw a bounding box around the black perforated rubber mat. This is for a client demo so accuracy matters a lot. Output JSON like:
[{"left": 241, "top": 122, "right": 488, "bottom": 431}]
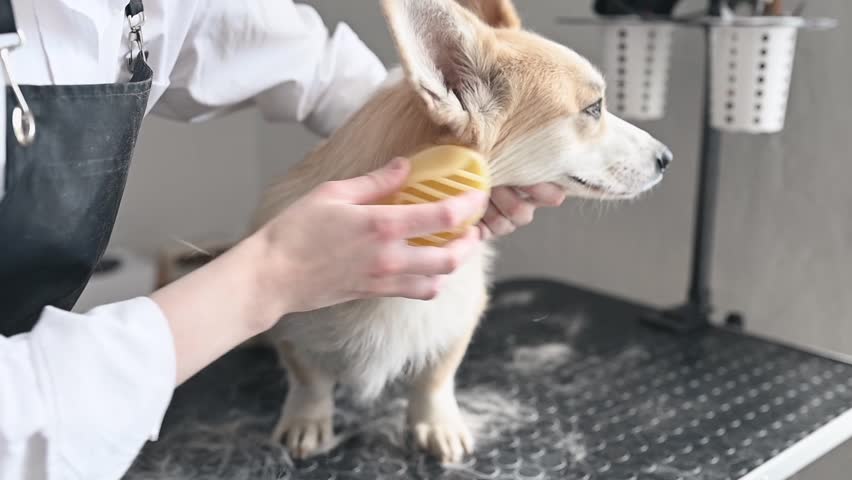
[{"left": 124, "top": 280, "right": 852, "bottom": 480}]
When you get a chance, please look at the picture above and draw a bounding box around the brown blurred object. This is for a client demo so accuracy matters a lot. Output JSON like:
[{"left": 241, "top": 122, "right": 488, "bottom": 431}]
[
  {"left": 156, "top": 241, "right": 232, "bottom": 287},
  {"left": 763, "top": 0, "right": 783, "bottom": 15}
]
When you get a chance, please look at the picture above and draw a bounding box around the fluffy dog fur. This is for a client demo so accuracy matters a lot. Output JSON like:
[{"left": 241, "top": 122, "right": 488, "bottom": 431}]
[{"left": 251, "top": 0, "right": 671, "bottom": 463}]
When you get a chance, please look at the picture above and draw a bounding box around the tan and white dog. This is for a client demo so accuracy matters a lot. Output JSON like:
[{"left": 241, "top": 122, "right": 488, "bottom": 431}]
[{"left": 252, "top": 0, "right": 672, "bottom": 464}]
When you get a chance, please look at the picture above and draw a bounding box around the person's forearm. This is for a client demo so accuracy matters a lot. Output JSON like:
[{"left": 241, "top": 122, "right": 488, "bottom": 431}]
[{"left": 151, "top": 233, "right": 286, "bottom": 385}]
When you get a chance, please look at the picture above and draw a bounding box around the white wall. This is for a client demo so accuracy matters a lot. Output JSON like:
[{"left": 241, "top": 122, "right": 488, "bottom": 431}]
[{"left": 111, "top": 110, "right": 262, "bottom": 257}]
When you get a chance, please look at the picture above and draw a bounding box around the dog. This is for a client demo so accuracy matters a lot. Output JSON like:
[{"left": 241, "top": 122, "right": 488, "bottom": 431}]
[{"left": 251, "top": 0, "right": 672, "bottom": 464}]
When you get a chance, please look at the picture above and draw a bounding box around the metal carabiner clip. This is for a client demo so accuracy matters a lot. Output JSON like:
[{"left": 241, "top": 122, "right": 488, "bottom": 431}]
[
  {"left": 126, "top": 10, "right": 146, "bottom": 72},
  {"left": 0, "top": 32, "right": 35, "bottom": 147}
]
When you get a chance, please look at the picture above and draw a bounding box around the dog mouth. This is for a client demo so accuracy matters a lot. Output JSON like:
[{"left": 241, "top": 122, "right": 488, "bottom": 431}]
[
  {"left": 565, "top": 175, "right": 644, "bottom": 199},
  {"left": 568, "top": 175, "right": 605, "bottom": 192},
  {"left": 567, "top": 175, "right": 623, "bottom": 196}
]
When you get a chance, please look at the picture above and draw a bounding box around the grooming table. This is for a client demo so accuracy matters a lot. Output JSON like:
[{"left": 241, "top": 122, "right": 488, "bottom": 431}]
[{"left": 124, "top": 279, "right": 852, "bottom": 480}]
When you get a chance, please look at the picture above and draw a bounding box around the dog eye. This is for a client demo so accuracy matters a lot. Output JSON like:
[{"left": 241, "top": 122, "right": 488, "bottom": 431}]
[{"left": 583, "top": 99, "right": 603, "bottom": 119}]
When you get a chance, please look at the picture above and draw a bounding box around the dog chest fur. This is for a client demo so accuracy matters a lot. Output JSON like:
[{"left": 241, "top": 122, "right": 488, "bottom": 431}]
[{"left": 265, "top": 243, "right": 494, "bottom": 401}]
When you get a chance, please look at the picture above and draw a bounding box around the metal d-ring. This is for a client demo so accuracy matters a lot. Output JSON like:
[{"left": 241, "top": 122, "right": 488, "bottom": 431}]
[{"left": 0, "top": 34, "right": 35, "bottom": 146}]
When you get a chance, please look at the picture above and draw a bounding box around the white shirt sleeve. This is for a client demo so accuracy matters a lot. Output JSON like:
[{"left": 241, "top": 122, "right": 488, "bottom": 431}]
[
  {"left": 151, "top": 0, "right": 388, "bottom": 138},
  {"left": 0, "top": 298, "right": 176, "bottom": 480}
]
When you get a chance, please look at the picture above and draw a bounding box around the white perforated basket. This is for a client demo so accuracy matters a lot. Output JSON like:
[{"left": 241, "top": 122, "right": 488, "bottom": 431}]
[
  {"left": 710, "top": 21, "right": 799, "bottom": 133},
  {"left": 602, "top": 22, "right": 674, "bottom": 121}
]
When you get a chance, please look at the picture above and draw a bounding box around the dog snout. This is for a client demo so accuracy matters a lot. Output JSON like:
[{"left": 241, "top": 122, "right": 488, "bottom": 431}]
[{"left": 655, "top": 146, "right": 673, "bottom": 173}]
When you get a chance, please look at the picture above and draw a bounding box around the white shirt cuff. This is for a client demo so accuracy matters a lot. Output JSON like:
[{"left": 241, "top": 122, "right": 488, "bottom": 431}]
[{"left": 29, "top": 297, "right": 176, "bottom": 479}]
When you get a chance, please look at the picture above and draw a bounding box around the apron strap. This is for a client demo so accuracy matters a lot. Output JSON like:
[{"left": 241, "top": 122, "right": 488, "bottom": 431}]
[
  {"left": 0, "top": 0, "right": 148, "bottom": 146},
  {"left": 0, "top": 0, "right": 17, "bottom": 38},
  {"left": 0, "top": 0, "right": 146, "bottom": 50},
  {"left": 0, "top": 0, "right": 145, "bottom": 33},
  {"left": 126, "top": 0, "right": 145, "bottom": 17}
]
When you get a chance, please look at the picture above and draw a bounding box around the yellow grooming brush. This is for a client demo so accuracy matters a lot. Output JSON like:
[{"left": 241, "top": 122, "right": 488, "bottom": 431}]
[{"left": 384, "top": 144, "right": 491, "bottom": 247}]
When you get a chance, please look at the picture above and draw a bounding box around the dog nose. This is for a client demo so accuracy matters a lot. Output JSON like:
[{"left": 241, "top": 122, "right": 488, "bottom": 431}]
[{"left": 656, "top": 147, "right": 673, "bottom": 173}]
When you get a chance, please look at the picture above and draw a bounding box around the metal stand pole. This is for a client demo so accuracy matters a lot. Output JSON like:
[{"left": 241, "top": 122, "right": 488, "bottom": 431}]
[
  {"left": 687, "top": 52, "right": 721, "bottom": 318},
  {"left": 642, "top": 21, "right": 724, "bottom": 333}
]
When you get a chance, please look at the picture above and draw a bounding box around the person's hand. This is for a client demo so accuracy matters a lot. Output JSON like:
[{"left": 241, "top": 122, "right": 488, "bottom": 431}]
[
  {"left": 257, "top": 157, "right": 488, "bottom": 314},
  {"left": 477, "top": 184, "right": 566, "bottom": 239}
]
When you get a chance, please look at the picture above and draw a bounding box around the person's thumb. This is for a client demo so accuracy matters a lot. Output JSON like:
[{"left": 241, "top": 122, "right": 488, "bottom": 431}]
[{"left": 335, "top": 157, "right": 411, "bottom": 204}]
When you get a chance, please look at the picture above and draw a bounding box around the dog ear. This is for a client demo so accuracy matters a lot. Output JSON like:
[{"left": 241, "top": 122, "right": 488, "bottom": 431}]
[
  {"left": 454, "top": 0, "right": 521, "bottom": 29},
  {"left": 381, "top": 0, "right": 504, "bottom": 139}
]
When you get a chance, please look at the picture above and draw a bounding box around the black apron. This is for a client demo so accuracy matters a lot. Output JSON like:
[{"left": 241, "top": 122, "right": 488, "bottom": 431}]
[{"left": 0, "top": 0, "right": 152, "bottom": 336}]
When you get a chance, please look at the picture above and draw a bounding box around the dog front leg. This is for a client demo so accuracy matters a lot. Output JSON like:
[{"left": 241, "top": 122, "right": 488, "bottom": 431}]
[
  {"left": 407, "top": 318, "right": 479, "bottom": 464},
  {"left": 271, "top": 341, "right": 337, "bottom": 459}
]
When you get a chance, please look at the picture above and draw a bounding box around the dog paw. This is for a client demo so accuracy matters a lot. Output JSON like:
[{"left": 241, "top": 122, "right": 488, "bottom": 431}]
[
  {"left": 272, "top": 414, "right": 337, "bottom": 459},
  {"left": 412, "top": 417, "right": 474, "bottom": 464},
  {"left": 408, "top": 393, "right": 474, "bottom": 464},
  {"left": 272, "top": 382, "right": 337, "bottom": 459}
]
